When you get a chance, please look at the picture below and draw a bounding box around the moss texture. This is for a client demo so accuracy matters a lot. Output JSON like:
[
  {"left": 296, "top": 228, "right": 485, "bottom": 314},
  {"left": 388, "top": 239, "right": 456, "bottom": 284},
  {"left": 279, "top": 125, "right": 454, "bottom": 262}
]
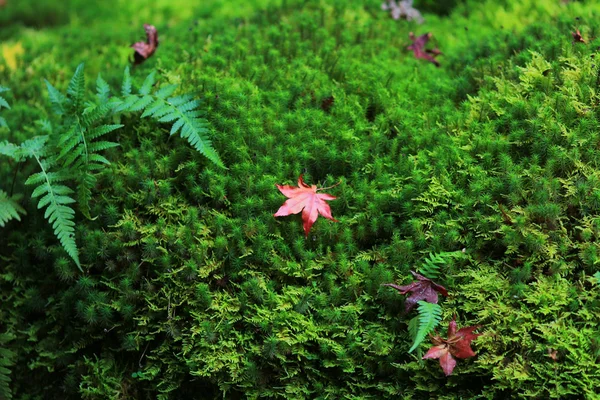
[{"left": 1, "top": 0, "right": 600, "bottom": 398}]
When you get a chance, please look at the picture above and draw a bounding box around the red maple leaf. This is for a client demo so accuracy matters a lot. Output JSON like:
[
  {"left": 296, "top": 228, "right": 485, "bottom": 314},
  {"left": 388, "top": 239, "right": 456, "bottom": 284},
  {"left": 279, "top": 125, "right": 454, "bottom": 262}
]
[
  {"left": 422, "top": 319, "right": 482, "bottom": 376},
  {"left": 274, "top": 175, "right": 338, "bottom": 236},
  {"left": 132, "top": 24, "right": 159, "bottom": 65},
  {"left": 382, "top": 271, "right": 448, "bottom": 313},
  {"left": 407, "top": 32, "right": 442, "bottom": 67}
]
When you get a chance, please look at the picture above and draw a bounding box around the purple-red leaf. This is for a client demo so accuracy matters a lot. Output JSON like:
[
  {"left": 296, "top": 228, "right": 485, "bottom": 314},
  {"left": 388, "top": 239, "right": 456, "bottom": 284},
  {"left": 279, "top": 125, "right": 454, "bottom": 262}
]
[
  {"left": 572, "top": 29, "right": 586, "bottom": 44},
  {"left": 274, "top": 175, "right": 338, "bottom": 237},
  {"left": 382, "top": 271, "right": 448, "bottom": 313},
  {"left": 407, "top": 32, "right": 442, "bottom": 67},
  {"left": 423, "top": 318, "right": 482, "bottom": 376},
  {"left": 132, "top": 24, "right": 159, "bottom": 64}
]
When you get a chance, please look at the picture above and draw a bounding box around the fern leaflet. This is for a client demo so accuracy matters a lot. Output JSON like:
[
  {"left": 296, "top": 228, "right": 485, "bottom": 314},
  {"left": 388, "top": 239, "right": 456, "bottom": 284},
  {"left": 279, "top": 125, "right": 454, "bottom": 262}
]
[
  {"left": 0, "top": 86, "right": 10, "bottom": 129},
  {"left": 0, "top": 190, "right": 26, "bottom": 227},
  {"left": 408, "top": 301, "right": 442, "bottom": 353},
  {"left": 418, "top": 251, "right": 464, "bottom": 280},
  {"left": 0, "top": 334, "right": 16, "bottom": 400}
]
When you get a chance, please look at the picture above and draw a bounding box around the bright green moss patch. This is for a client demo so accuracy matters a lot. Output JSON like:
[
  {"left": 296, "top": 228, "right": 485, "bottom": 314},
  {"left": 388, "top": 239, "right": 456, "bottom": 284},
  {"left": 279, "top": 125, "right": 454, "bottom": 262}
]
[{"left": 2, "top": 0, "right": 600, "bottom": 398}]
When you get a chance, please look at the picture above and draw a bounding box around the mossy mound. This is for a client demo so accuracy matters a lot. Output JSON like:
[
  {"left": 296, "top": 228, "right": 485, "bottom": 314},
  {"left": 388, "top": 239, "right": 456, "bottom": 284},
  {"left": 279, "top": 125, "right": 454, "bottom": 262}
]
[{"left": 1, "top": 0, "right": 600, "bottom": 398}]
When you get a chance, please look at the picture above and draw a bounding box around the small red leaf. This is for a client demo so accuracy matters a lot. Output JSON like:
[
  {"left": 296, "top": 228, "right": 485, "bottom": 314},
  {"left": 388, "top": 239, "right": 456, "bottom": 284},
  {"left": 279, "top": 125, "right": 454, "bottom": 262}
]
[
  {"left": 382, "top": 271, "right": 448, "bottom": 313},
  {"left": 274, "top": 175, "right": 338, "bottom": 236},
  {"left": 423, "top": 318, "right": 482, "bottom": 375},
  {"left": 407, "top": 32, "right": 441, "bottom": 67}
]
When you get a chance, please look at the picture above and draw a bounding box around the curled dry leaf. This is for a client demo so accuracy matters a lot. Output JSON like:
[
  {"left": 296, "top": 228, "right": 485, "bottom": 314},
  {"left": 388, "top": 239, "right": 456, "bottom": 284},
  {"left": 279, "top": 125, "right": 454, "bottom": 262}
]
[
  {"left": 382, "top": 271, "right": 448, "bottom": 313},
  {"left": 572, "top": 29, "right": 586, "bottom": 44},
  {"left": 423, "top": 319, "right": 482, "bottom": 376},
  {"left": 407, "top": 32, "right": 442, "bottom": 67},
  {"left": 274, "top": 175, "right": 338, "bottom": 237},
  {"left": 132, "top": 24, "right": 159, "bottom": 64}
]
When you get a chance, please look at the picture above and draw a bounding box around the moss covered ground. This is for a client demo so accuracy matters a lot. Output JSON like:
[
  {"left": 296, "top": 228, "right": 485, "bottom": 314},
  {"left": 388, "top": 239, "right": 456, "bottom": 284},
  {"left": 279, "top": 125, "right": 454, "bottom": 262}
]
[{"left": 1, "top": 0, "right": 600, "bottom": 398}]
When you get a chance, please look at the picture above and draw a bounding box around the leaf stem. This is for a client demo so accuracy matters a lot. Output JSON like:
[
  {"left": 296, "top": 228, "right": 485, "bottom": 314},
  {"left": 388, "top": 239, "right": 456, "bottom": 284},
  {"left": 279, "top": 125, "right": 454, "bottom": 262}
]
[{"left": 318, "top": 180, "right": 342, "bottom": 191}]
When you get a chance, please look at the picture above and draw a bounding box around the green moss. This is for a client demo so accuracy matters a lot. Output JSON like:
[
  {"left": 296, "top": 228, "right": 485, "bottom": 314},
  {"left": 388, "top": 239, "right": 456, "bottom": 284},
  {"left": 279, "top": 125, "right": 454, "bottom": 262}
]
[{"left": 2, "top": 0, "right": 600, "bottom": 398}]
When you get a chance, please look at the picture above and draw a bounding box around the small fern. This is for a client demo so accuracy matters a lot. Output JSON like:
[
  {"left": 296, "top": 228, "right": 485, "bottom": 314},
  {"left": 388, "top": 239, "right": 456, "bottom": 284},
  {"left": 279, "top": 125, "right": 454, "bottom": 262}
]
[
  {"left": 0, "top": 64, "right": 222, "bottom": 269},
  {"left": 0, "top": 334, "right": 15, "bottom": 400},
  {"left": 46, "top": 64, "right": 121, "bottom": 219},
  {"left": 0, "top": 86, "right": 10, "bottom": 129},
  {"left": 0, "top": 190, "right": 25, "bottom": 227},
  {"left": 113, "top": 67, "right": 225, "bottom": 168},
  {"left": 418, "top": 251, "right": 464, "bottom": 280},
  {"left": 408, "top": 301, "right": 442, "bottom": 353}
]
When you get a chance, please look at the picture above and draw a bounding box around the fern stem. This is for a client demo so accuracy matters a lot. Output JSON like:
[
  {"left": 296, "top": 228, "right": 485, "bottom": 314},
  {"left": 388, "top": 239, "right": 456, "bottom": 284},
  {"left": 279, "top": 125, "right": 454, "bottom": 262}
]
[{"left": 9, "top": 161, "right": 20, "bottom": 197}]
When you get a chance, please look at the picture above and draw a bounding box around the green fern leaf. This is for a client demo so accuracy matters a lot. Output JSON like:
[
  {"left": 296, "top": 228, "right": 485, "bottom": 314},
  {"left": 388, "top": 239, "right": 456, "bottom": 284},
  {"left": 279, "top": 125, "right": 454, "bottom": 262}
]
[
  {"left": 0, "top": 141, "right": 19, "bottom": 159},
  {"left": 77, "top": 172, "right": 97, "bottom": 221},
  {"left": 0, "top": 190, "right": 26, "bottom": 227},
  {"left": 96, "top": 75, "right": 111, "bottom": 104},
  {"left": 139, "top": 71, "right": 156, "bottom": 95},
  {"left": 116, "top": 70, "right": 224, "bottom": 168},
  {"left": 0, "top": 334, "right": 15, "bottom": 400},
  {"left": 122, "top": 66, "right": 132, "bottom": 96},
  {"left": 0, "top": 87, "right": 10, "bottom": 129},
  {"left": 46, "top": 65, "right": 120, "bottom": 219},
  {"left": 418, "top": 251, "right": 464, "bottom": 280},
  {"left": 45, "top": 81, "right": 67, "bottom": 116},
  {"left": 409, "top": 301, "right": 442, "bottom": 353},
  {"left": 21, "top": 137, "right": 81, "bottom": 269},
  {"left": 67, "top": 63, "right": 86, "bottom": 112}
]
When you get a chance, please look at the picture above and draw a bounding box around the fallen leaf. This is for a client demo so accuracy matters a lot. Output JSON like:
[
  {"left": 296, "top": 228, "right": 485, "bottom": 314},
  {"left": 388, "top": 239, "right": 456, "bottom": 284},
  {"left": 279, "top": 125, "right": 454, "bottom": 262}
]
[
  {"left": 572, "top": 29, "right": 586, "bottom": 43},
  {"left": 274, "top": 175, "right": 338, "bottom": 237},
  {"left": 382, "top": 271, "right": 448, "bottom": 313},
  {"left": 407, "top": 32, "right": 441, "bottom": 67},
  {"left": 132, "top": 24, "right": 159, "bottom": 64},
  {"left": 381, "top": 0, "right": 424, "bottom": 24},
  {"left": 423, "top": 319, "right": 482, "bottom": 376},
  {"left": 1, "top": 42, "right": 24, "bottom": 71},
  {"left": 320, "top": 95, "right": 335, "bottom": 113}
]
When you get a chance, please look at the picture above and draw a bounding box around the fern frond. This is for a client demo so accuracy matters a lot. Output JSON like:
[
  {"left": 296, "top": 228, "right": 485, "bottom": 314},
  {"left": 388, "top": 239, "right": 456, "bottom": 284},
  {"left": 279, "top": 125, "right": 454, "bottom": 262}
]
[
  {"left": 139, "top": 71, "right": 156, "bottom": 95},
  {"left": 77, "top": 172, "right": 97, "bottom": 221},
  {"left": 115, "top": 70, "right": 224, "bottom": 168},
  {"left": 45, "top": 81, "right": 67, "bottom": 116},
  {"left": 408, "top": 301, "right": 442, "bottom": 353},
  {"left": 0, "top": 334, "right": 15, "bottom": 400},
  {"left": 0, "top": 190, "right": 26, "bottom": 227},
  {"left": 96, "top": 75, "right": 111, "bottom": 104},
  {"left": 418, "top": 251, "right": 464, "bottom": 280},
  {"left": 0, "top": 87, "right": 10, "bottom": 110},
  {"left": 21, "top": 138, "right": 81, "bottom": 269},
  {"left": 45, "top": 66, "right": 121, "bottom": 219},
  {"left": 122, "top": 66, "right": 132, "bottom": 96},
  {"left": 0, "top": 87, "right": 10, "bottom": 129},
  {"left": 67, "top": 63, "right": 86, "bottom": 112},
  {"left": 0, "top": 141, "right": 19, "bottom": 159}
]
